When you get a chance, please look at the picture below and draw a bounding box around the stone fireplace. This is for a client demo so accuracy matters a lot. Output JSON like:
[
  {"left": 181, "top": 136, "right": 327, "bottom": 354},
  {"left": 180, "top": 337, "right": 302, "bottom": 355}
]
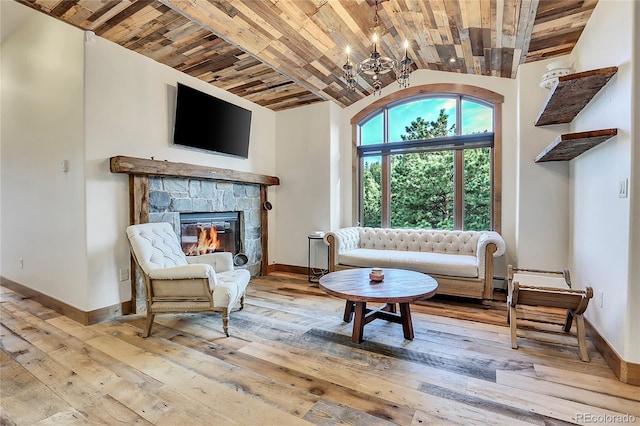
[{"left": 148, "top": 176, "right": 262, "bottom": 275}]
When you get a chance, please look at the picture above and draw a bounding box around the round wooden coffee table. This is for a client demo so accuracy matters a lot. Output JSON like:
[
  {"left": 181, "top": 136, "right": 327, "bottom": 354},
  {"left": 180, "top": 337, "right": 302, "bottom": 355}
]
[{"left": 319, "top": 268, "right": 438, "bottom": 343}]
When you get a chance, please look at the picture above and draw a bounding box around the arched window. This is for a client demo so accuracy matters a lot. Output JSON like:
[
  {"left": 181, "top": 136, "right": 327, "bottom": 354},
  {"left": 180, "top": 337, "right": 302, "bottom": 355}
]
[{"left": 353, "top": 84, "right": 503, "bottom": 232}]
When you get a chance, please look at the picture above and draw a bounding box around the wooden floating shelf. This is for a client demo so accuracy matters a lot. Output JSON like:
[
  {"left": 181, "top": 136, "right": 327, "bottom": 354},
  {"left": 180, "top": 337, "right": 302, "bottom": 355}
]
[
  {"left": 535, "top": 129, "right": 618, "bottom": 163},
  {"left": 535, "top": 66, "right": 618, "bottom": 126}
]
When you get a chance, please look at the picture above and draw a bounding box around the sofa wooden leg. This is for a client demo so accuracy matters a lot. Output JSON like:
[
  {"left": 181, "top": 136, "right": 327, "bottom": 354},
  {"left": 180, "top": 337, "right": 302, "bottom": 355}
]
[
  {"left": 509, "top": 306, "right": 518, "bottom": 349},
  {"left": 142, "top": 313, "right": 155, "bottom": 338},
  {"left": 239, "top": 295, "right": 245, "bottom": 311},
  {"left": 222, "top": 308, "right": 230, "bottom": 337}
]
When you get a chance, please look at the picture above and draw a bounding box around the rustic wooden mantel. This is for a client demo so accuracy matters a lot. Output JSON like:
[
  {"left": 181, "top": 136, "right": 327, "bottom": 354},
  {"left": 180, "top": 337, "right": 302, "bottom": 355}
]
[
  {"left": 110, "top": 155, "right": 279, "bottom": 312},
  {"left": 110, "top": 155, "right": 280, "bottom": 186}
]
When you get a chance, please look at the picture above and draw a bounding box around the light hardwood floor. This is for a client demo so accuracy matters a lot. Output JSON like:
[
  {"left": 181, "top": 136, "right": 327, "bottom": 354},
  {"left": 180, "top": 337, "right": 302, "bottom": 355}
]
[{"left": 2, "top": 272, "right": 638, "bottom": 425}]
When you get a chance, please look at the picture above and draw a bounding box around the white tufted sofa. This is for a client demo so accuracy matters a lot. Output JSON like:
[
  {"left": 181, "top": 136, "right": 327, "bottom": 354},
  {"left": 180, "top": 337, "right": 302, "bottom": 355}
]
[
  {"left": 126, "top": 222, "right": 250, "bottom": 337},
  {"left": 323, "top": 227, "right": 506, "bottom": 301}
]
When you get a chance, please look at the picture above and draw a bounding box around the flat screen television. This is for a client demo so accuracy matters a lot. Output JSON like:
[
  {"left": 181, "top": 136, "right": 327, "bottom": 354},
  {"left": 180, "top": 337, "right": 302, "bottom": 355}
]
[{"left": 172, "top": 82, "right": 252, "bottom": 158}]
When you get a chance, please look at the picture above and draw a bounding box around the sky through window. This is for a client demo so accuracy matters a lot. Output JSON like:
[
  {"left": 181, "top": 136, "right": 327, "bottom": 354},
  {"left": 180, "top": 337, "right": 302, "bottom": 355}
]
[{"left": 361, "top": 96, "right": 493, "bottom": 146}]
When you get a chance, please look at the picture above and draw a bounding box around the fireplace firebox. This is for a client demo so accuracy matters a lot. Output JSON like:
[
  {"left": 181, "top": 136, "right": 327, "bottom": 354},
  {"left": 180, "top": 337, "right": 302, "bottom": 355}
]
[{"left": 179, "top": 212, "right": 241, "bottom": 256}]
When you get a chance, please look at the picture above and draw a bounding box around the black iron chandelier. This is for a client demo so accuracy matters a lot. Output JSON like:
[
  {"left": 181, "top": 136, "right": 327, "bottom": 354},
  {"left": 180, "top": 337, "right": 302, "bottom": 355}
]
[{"left": 342, "top": 0, "right": 413, "bottom": 95}]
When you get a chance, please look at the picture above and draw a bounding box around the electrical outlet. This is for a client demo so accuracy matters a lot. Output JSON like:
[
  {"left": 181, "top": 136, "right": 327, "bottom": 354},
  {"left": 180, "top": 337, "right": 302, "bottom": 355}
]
[
  {"left": 19, "top": 258, "right": 24, "bottom": 269},
  {"left": 597, "top": 291, "right": 604, "bottom": 308},
  {"left": 119, "top": 268, "right": 130, "bottom": 282}
]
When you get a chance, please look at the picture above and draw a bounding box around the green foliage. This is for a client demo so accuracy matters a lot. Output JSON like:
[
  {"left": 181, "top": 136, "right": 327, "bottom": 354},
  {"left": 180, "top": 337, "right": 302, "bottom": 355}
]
[
  {"left": 463, "top": 147, "right": 491, "bottom": 230},
  {"left": 361, "top": 109, "right": 492, "bottom": 231},
  {"left": 390, "top": 151, "right": 454, "bottom": 229},
  {"left": 401, "top": 109, "right": 456, "bottom": 140},
  {"left": 362, "top": 160, "right": 382, "bottom": 227}
]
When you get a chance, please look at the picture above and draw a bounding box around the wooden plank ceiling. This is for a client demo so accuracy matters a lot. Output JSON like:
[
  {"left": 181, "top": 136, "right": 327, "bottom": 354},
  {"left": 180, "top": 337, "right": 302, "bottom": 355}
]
[{"left": 17, "top": 0, "right": 598, "bottom": 111}]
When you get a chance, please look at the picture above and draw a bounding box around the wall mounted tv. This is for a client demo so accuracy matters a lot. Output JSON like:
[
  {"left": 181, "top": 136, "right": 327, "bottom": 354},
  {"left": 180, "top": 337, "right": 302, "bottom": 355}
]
[{"left": 172, "top": 82, "right": 252, "bottom": 158}]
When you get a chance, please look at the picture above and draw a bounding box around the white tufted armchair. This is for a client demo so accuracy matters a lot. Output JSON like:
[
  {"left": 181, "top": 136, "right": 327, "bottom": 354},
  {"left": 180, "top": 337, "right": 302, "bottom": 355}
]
[{"left": 126, "top": 222, "right": 251, "bottom": 337}]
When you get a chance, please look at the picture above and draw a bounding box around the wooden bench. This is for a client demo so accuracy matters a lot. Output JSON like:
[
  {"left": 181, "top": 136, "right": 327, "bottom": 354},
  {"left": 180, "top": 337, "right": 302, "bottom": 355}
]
[{"left": 506, "top": 266, "right": 593, "bottom": 362}]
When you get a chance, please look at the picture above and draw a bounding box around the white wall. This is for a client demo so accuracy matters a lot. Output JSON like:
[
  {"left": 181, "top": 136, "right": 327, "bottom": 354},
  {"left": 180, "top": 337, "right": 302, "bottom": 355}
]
[
  {"left": 338, "top": 70, "right": 519, "bottom": 275},
  {"left": 569, "top": 0, "right": 638, "bottom": 363},
  {"left": 1, "top": 5, "right": 88, "bottom": 308},
  {"left": 0, "top": 1, "right": 33, "bottom": 278},
  {"left": 515, "top": 57, "right": 571, "bottom": 271},
  {"left": 1, "top": 1, "right": 3, "bottom": 277},
  {"left": 329, "top": 101, "right": 343, "bottom": 230},
  {"left": 274, "top": 102, "right": 336, "bottom": 268},
  {"left": 629, "top": 0, "right": 640, "bottom": 366}
]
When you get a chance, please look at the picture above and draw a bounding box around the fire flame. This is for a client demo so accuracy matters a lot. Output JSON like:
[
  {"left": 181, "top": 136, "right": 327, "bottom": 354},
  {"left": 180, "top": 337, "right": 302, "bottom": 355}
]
[{"left": 186, "top": 226, "right": 220, "bottom": 255}]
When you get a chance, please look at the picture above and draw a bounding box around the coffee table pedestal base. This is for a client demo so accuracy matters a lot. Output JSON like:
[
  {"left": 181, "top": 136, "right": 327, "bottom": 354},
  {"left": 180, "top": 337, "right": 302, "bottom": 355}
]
[{"left": 344, "top": 300, "right": 414, "bottom": 343}]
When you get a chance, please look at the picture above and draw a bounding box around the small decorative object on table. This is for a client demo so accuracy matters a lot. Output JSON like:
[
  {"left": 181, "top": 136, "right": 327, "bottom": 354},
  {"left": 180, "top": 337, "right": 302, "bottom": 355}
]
[{"left": 369, "top": 267, "right": 384, "bottom": 282}]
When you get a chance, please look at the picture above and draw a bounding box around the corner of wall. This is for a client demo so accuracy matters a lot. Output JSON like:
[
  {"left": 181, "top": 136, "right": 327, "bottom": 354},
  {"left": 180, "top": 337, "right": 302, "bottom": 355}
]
[{"left": 513, "top": 57, "right": 572, "bottom": 271}]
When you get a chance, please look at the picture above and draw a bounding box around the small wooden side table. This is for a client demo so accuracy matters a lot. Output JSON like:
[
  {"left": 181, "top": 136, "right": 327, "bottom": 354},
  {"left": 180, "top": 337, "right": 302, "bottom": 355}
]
[{"left": 507, "top": 265, "right": 593, "bottom": 362}]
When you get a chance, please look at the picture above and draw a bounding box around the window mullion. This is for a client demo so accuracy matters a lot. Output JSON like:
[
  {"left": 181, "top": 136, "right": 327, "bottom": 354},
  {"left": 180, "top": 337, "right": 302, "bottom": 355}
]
[
  {"left": 453, "top": 96, "right": 463, "bottom": 230},
  {"left": 455, "top": 96, "right": 462, "bottom": 136},
  {"left": 381, "top": 108, "right": 390, "bottom": 227},
  {"left": 454, "top": 150, "right": 464, "bottom": 230},
  {"left": 382, "top": 156, "right": 390, "bottom": 227}
]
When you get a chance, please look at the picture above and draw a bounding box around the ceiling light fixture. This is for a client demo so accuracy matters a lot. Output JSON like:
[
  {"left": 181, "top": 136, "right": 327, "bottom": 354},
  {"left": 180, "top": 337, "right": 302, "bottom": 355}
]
[{"left": 342, "top": 0, "right": 412, "bottom": 95}]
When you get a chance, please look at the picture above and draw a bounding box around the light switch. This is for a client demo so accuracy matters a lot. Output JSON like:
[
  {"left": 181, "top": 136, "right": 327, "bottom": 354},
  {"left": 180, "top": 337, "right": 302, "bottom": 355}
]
[{"left": 618, "top": 179, "right": 628, "bottom": 198}]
